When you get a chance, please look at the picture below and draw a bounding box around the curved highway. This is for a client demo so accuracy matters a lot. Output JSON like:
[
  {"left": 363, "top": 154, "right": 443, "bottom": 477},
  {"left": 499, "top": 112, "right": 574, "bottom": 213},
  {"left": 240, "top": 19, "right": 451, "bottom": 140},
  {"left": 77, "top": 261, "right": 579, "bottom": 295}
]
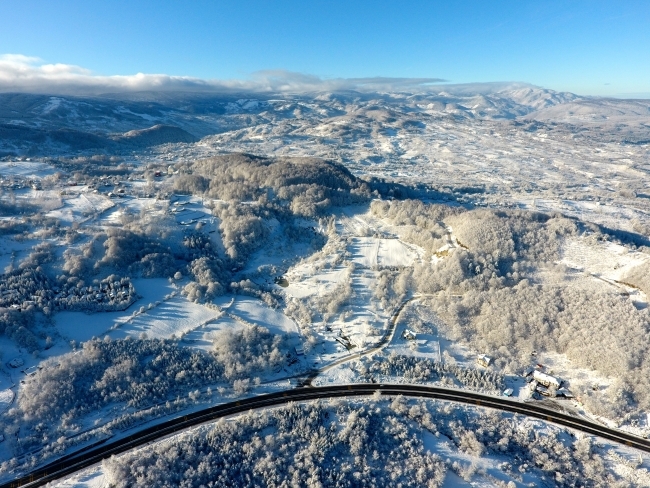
[{"left": 3, "top": 383, "right": 650, "bottom": 488}]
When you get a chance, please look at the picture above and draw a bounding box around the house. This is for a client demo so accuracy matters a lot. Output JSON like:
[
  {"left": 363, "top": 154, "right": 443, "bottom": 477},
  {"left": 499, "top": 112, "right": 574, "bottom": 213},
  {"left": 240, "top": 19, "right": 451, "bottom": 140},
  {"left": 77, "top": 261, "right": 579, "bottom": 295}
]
[
  {"left": 476, "top": 354, "right": 492, "bottom": 368},
  {"left": 402, "top": 329, "right": 417, "bottom": 341},
  {"left": 536, "top": 385, "right": 554, "bottom": 397},
  {"left": 522, "top": 366, "right": 535, "bottom": 377},
  {"left": 23, "top": 365, "right": 41, "bottom": 376},
  {"left": 8, "top": 357, "right": 24, "bottom": 368},
  {"left": 532, "top": 370, "right": 562, "bottom": 389}
]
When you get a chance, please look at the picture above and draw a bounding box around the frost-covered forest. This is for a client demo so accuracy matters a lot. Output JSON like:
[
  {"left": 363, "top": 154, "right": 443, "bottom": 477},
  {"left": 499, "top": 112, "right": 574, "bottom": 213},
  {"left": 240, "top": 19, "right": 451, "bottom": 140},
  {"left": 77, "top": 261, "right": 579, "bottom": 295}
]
[
  {"left": 355, "top": 198, "right": 650, "bottom": 416},
  {"left": 0, "top": 155, "right": 364, "bottom": 352},
  {"left": 102, "top": 397, "right": 635, "bottom": 488},
  {"left": 175, "top": 154, "right": 373, "bottom": 216},
  {"left": 1, "top": 327, "right": 286, "bottom": 472},
  {"left": 385, "top": 200, "right": 650, "bottom": 416},
  {"left": 357, "top": 353, "right": 505, "bottom": 393}
]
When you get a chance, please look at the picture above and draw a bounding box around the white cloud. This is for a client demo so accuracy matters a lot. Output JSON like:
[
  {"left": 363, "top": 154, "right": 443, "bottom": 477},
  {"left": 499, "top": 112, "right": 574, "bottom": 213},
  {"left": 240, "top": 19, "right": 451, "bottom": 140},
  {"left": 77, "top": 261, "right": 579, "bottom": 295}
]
[
  {"left": 0, "top": 54, "right": 447, "bottom": 95},
  {"left": 0, "top": 54, "right": 43, "bottom": 64}
]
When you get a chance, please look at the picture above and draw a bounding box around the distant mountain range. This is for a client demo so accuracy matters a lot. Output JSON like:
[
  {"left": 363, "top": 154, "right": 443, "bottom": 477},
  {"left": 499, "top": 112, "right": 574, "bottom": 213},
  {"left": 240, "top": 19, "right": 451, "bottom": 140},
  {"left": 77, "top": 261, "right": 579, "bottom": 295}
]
[{"left": 0, "top": 84, "right": 647, "bottom": 155}]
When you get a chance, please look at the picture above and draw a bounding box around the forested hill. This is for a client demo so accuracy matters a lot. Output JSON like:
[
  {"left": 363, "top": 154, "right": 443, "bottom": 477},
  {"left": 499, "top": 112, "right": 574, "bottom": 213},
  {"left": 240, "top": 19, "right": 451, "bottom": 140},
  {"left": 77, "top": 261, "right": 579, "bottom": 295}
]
[{"left": 174, "top": 154, "right": 373, "bottom": 215}]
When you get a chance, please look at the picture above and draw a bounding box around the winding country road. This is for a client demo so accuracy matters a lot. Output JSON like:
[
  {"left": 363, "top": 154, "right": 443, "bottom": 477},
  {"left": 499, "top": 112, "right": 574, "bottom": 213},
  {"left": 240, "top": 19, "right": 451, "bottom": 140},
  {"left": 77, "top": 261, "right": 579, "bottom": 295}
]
[
  {"left": 302, "top": 294, "right": 421, "bottom": 386},
  {"left": 3, "top": 383, "right": 650, "bottom": 488}
]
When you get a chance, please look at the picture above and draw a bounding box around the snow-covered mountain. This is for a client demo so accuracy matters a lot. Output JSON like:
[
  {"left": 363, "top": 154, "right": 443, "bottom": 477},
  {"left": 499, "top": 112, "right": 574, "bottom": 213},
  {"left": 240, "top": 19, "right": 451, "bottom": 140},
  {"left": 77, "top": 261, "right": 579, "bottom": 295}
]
[{"left": 1, "top": 84, "right": 647, "bottom": 158}]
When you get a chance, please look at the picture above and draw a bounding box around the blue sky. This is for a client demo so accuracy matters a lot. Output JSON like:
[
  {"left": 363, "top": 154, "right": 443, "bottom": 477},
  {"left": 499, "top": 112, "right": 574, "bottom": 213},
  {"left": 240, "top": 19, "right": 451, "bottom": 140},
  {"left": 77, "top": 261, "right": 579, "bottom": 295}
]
[{"left": 1, "top": 0, "right": 649, "bottom": 96}]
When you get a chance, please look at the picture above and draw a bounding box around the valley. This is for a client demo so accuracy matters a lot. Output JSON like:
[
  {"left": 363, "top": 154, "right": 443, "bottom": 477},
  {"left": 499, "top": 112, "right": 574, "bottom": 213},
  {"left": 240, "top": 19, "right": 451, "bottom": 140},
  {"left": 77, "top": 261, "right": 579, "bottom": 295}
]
[{"left": 0, "top": 85, "right": 649, "bottom": 487}]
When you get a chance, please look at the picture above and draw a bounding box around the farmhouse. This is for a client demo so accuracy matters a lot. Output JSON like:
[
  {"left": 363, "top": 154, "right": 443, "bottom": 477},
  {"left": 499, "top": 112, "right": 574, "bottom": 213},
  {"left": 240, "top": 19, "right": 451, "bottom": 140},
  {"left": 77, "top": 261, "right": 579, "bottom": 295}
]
[
  {"left": 557, "top": 387, "right": 574, "bottom": 398},
  {"left": 476, "top": 354, "right": 492, "bottom": 368},
  {"left": 402, "top": 329, "right": 417, "bottom": 341},
  {"left": 532, "top": 370, "right": 562, "bottom": 389}
]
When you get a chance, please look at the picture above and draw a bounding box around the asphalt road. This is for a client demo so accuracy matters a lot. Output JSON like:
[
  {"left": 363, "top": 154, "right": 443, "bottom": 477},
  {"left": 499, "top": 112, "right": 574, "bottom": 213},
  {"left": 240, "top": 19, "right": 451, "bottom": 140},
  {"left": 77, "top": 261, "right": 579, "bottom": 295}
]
[{"left": 3, "top": 383, "right": 650, "bottom": 488}]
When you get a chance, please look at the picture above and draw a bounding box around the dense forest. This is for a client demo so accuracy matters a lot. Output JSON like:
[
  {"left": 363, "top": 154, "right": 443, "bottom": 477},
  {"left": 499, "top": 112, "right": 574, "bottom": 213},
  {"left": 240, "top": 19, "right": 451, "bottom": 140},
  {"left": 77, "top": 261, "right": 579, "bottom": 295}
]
[
  {"left": 357, "top": 353, "right": 505, "bottom": 393},
  {"left": 1, "top": 327, "right": 286, "bottom": 464},
  {"left": 374, "top": 199, "right": 650, "bottom": 415},
  {"left": 174, "top": 154, "right": 373, "bottom": 215},
  {"left": 103, "top": 397, "right": 625, "bottom": 487}
]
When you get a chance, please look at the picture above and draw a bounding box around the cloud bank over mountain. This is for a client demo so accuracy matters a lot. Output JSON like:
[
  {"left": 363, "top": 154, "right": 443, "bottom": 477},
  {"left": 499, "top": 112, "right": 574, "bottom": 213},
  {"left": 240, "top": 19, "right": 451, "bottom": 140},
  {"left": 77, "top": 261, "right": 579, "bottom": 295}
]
[{"left": 0, "top": 54, "right": 451, "bottom": 95}]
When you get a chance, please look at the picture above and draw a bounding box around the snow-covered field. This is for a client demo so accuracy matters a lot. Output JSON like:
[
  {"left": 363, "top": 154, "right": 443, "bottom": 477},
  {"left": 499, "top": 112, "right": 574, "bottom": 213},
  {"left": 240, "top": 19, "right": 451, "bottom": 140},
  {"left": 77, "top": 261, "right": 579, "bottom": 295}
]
[
  {"left": 54, "top": 279, "right": 303, "bottom": 348},
  {"left": 56, "top": 278, "right": 179, "bottom": 342},
  {"left": 0, "top": 235, "right": 39, "bottom": 272},
  {"left": 0, "top": 160, "right": 58, "bottom": 179},
  {"left": 0, "top": 372, "right": 13, "bottom": 414},
  {"left": 35, "top": 187, "right": 115, "bottom": 223},
  {"left": 561, "top": 236, "right": 649, "bottom": 309},
  {"left": 347, "top": 236, "right": 419, "bottom": 267}
]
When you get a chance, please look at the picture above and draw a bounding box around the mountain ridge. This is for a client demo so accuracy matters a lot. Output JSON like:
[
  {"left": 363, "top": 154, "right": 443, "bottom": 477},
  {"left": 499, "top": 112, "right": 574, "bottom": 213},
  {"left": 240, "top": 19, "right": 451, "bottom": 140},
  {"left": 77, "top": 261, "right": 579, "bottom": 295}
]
[{"left": 0, "top": 86, "right": 647, "bottom": 156}]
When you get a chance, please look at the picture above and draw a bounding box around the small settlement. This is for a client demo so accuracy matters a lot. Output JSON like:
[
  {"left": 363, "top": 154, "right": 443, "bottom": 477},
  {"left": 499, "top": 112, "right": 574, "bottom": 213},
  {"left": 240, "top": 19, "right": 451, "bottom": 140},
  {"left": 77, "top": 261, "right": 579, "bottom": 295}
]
[{"left": 522, "top": 364, "right": 574, "bottom": 399}]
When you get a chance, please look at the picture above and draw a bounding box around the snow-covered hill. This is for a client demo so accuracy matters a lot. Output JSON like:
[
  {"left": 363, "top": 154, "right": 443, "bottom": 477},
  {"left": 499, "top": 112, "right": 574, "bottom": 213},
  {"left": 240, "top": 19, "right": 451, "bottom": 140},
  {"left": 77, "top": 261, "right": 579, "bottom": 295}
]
[{"left": 0, "top": 84, "right": 588, "bottom": 153}]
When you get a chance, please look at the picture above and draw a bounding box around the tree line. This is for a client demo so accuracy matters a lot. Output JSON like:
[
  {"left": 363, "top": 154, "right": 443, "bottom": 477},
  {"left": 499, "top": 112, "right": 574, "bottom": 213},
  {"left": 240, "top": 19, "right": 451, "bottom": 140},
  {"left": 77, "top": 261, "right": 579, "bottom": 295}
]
[{"left": 1, "top": 326, "right": 287, "bottom": 461}]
